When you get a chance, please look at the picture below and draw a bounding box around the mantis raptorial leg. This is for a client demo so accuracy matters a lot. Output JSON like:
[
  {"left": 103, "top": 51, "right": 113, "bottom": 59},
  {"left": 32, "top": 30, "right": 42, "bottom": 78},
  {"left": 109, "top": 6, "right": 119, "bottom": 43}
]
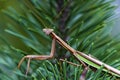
[
  {"left": 26, "top": 58, "right": 31, "bottom": 75},
  {"left": 18, "top": 38, "right": 56, "bottom": 74}
]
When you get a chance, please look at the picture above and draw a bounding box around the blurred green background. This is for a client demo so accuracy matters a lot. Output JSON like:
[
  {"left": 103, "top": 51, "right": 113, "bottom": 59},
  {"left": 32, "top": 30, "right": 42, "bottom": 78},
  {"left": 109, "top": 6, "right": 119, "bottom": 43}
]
[{"left": 0, "top": 0, "right": 120, "bottom": 80}]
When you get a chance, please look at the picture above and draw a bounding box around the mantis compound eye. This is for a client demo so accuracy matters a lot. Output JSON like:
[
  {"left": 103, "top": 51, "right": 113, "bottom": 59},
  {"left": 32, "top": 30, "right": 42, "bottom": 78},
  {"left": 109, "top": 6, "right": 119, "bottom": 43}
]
[{"left": 43, "top": 28, "right": 53, "bottom": 35}]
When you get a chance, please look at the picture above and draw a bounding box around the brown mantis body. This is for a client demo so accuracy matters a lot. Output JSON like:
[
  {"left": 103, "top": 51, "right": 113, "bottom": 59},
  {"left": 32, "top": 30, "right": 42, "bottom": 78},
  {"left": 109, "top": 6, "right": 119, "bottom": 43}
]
[{"left": 18, "top": 28, "right": 120, "bottom": 77}]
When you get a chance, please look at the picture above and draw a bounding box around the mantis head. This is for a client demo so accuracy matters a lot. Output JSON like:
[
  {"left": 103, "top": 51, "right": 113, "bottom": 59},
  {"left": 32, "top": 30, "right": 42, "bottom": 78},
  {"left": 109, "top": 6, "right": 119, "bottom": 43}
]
[{"left": 43, "top": 28, "right": 53, "bottom": 35}]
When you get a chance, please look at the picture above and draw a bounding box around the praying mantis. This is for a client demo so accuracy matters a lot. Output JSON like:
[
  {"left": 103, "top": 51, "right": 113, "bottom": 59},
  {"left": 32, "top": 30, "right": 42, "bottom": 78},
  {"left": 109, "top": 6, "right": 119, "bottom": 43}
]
[{"left": 18, "top": 28, "right": 120, "bottom": 78}]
